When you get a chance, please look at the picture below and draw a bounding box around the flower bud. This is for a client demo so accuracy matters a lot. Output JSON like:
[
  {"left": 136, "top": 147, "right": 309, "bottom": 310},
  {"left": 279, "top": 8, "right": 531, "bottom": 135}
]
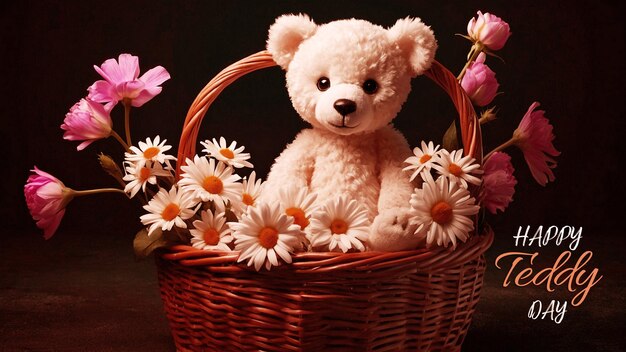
[
  {"left": 461, "top": 53, "right": 499, "bottom": 107},
  {"left": 467, "top": 11, "right": 511, "bottom": 51}
]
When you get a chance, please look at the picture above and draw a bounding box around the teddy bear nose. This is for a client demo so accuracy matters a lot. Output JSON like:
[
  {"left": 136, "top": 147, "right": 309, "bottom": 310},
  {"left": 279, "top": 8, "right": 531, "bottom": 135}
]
[{"left": 333, "top": 99, "right": 357, "bottom": 116}]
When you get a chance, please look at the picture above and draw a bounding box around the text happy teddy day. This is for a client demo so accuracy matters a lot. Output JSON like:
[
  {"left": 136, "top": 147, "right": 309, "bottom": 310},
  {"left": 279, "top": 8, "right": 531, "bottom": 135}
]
[{"left": 494, "top": 225, "right": 603, "bottom": 324}]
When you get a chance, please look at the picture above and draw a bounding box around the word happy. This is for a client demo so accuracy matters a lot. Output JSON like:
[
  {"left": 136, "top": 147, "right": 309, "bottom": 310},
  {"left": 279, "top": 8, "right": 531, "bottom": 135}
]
[{"left": 513, "top": 225, "right": 582, "bottom": 250}]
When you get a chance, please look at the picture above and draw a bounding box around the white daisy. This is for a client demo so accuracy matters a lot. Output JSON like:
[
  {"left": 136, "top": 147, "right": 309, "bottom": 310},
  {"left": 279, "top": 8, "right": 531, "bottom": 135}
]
[
  {"left": 432, "top": 149, "right": 483, "bottom": 188},
  {"left": 122, "top": 161, "right": 171, "bottom": 198},
  {"left": 140, "top": 186, "right": 198, "bottom": 236},
  {"left": 201, "top": 137, "right": 253, "bottom": 168},
  {"left": 308, "top": 195, "right": 370, "bottom": 253},
  {"left": 409, "top": 172, "right": 480, "bottom": 248},
  {"left": 231, "top": 171, "right": 264, "bottom": 215},
  {"left": 125, "top": 135, "right": 176, "bottom": 168},
  {"left": 190, "top": 210, "right": 233, "bottom": 251},
  {"left": 230, "top": 203, "right": 303, "bottom": 271},
  {"left": 403, "top": 141, "right": 442, "bottom": 181},
  {"left": 277, "top": 185, "right": 318, "bottom": 231},
  {"left": 178, "top": 155, "right": 242, "bottom": 206}
]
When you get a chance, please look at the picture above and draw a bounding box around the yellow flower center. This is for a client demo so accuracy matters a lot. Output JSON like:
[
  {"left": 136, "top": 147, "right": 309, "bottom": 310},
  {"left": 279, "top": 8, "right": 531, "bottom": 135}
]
[
  {"left": 203, "top": 228, "right": 220, "bottom": 245},
  {"left": 202, "top": 176, "right": 224, "bottom": 194},
  {"left": 431, "top": 201, "right": 453, "bottom": 225},
  {"left": 143, "top": 147, "right": 160, "bottom": 159},
  {"left": 242, "top": 193, "right": 255, "bottom": 206},
  {"left": 330, "top": 219, "right": 348, "bottom": 235},
  {"left": 285, "top": 207, "right": 309, "bottom": 229},
  {"left": 219, "top": 148, "right": 235, "bottom": 159},
  {"left": 448, "top": 163, "right": 463, "bottom": 177},
  {"left": 419, "top": 154, "right": 432, "bottom": 164},
  {"left": 258, "top": 227, "right": 279, "bottom": 249},
  {"left": 161, "top": 203, "right": 180, "bottom": 221},
  {"left": 138, "top": 167, "right": 151, "bottom": 181}
]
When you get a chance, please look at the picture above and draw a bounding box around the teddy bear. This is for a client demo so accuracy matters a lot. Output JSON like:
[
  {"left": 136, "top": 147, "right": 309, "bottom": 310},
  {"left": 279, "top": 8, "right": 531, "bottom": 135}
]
[{"left": 262, "top": 14, "right": 437, "bottom": 251}]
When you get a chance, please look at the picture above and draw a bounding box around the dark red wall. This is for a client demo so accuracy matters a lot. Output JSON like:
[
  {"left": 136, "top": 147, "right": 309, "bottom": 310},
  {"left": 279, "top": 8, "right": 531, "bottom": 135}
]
[{"left": 3, "top": 0, "right": 624, "bottom": 239}]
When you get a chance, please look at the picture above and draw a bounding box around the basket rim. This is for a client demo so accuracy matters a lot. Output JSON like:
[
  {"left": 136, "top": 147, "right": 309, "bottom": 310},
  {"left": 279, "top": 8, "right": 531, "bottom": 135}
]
[{"left": 158, "top": 225, "right": 493, "bottom": 272}]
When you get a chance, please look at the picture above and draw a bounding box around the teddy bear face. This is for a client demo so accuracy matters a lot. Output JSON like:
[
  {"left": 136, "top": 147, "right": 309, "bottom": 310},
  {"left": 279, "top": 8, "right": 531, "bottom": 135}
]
[
  {"left": 286, "top": 20, "right": 412, "bottom": 135},
  {"left": 267, "top": 14, "right": 437, "bottom": 136}
]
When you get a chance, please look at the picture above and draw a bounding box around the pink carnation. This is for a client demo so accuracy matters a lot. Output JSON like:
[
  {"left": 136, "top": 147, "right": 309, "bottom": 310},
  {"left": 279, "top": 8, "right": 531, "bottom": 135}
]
[
  {"left": 467, "top": 11, "right": 511, "bottom": 51},
  {"left": 480, "top": 152, "right": 516, "bottom": 214},
  {"left": 61, "top": 98, "right": 113, "bottom": 151},
  {"left": 461, "top": 53, "right": 499, "bottom": 106},
  {"left": 88, "top": 53, "right": 170, "bottom": 107},
  {"left": 513, "top": 102, "right": 561, "bottom": 186},
  {"left": 24, "top": 167, "right": 73, "bottom": 239}
]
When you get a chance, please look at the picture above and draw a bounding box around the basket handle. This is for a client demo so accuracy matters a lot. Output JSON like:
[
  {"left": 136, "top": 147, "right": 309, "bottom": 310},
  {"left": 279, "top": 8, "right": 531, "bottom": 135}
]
[{"left": 175, "top": 50, "right": 482, "bottom": 177}]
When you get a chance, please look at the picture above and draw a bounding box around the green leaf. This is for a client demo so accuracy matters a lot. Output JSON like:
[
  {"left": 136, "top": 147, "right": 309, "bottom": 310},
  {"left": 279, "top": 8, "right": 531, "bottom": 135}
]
[
  {"left": 133, "top": 227, "right": 180, "bottom": 260},
  {"left": 224, "top": 208, "right": 239, "bottom": 223},
  {"left": 443, "top": 120, "right": 459, "bottom": 151}
]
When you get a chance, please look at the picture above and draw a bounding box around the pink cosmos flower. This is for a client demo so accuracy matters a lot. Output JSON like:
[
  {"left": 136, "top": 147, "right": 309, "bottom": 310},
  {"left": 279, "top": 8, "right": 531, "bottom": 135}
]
[
  {"left": 61, "top": 98, "right": 113, "bottom": 151},
  {"left": 480, "top": 152, "right": 516, "bottom": 214},
  {"left": 88, "top": 53, "right": 170, "bottom": 107},
  {"left": 513, "top": 102, "right": 561, "bottom": 186},
  {"left": 24, "top": 167, "right": 74, "bottom": 239},
  {"left": 467, "top": 11, "right": 512, "bottom": 51},
  {"left": 461, "top": 53, "right": 499, "bottom": 107}
]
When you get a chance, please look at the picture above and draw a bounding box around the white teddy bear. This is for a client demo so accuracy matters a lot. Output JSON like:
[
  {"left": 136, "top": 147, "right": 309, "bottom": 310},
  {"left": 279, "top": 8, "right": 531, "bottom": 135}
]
[{"left": 263, "top": 14, "right": 438, "bottom": 251}]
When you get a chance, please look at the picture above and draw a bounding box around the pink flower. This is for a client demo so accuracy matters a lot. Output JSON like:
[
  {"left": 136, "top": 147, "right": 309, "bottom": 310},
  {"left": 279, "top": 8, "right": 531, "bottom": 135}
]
[
  {"left": 461, "top": 53, "right": 499, "bottom": 106},
  {"left": 24, "top": 167, "right": 74, "bottom": 239},
  {"left": 480, "top": 152, "right": 516, "bottom": 214},
  {"left": 61, "top": 98, "right": 113, "bottom": 151},
  {"left": 513, "top": 102, "right": 561, "bottom": 186},
  {"left": 467, "top": 11, "right": 511, "bottom": 51},
  {"left": 88, "top": 53, "right": 170, "bottom": 107}
]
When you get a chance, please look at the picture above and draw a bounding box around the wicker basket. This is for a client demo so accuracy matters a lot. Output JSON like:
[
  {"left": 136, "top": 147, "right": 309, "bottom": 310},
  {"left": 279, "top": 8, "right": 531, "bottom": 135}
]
[{"left": 157, "top": 51, "right": 493, "bottom": 351}]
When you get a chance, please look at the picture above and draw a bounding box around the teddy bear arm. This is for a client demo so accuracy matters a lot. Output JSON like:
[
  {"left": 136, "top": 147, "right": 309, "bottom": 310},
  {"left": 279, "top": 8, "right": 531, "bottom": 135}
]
[
  {"left": 376, "top": 127, "right": 415, "bottom": 211},
  {"left": 261, "top": 130, "right": 316, "bottom": 199}
]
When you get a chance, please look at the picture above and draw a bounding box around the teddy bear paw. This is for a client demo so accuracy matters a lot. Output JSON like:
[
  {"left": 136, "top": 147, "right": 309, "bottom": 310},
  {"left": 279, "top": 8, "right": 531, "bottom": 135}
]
[{"left": 368, "top": 207, "right": 421, "bottom": 251}]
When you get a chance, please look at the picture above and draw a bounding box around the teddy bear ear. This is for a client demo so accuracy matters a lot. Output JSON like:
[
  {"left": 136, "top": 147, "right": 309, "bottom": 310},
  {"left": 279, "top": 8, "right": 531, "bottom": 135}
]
[
  {"left": 267, "top": 14, "right": 318, "bottom": 70},
  {"left": 387, "top": 17, "right": 438, "bottom": 76}
]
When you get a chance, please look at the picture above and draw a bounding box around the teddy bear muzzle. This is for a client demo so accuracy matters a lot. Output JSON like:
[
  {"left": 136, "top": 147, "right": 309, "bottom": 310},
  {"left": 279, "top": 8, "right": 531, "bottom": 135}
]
[{"left": 333, "top": 99, "right": 357, "bottom": 117}]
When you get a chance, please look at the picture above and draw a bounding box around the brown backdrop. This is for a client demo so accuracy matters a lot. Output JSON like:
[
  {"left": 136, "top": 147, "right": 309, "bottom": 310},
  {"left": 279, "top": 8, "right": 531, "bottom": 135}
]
[{"left": 1, "top": 1, "right": 624, "bottom": 351}]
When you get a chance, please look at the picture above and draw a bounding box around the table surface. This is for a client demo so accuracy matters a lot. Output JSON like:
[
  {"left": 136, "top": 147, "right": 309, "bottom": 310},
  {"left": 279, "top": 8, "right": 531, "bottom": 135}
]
[{"left": 1, "top": 227, "right": 624, "bottom": 352}]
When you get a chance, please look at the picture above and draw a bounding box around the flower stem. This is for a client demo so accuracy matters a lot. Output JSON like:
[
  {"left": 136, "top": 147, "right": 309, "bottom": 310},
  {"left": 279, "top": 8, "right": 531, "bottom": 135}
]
[
  {"left": 484, "top": 137, "right": 517, "bottom": 161},
  {"left": 457, "top": 42, "right": 484, "bottom": 82},
  {"left": 72, "top": 188, "right": 127, "bottom": 197},
  {"left": 123, "top": 98, "right": 132, "bottom": 147},
  {"left": 110, "top": 130, "right": 131, "bottom": 152}
]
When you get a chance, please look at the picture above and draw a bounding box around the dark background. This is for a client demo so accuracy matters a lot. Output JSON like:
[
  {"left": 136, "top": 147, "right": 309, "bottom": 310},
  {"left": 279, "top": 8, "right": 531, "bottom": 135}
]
[{"left": 1, "top": 0, "right": 624, "bottom": 351}]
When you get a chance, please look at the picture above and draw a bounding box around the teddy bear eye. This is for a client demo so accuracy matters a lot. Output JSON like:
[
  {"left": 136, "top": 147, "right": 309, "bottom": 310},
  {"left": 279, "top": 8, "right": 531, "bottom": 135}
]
[
  {"left": 362, "top": 79, "right": 378, "bottom": 94},
  {"left": 316, "top": 77, "right": 331, "bottom": 91}
]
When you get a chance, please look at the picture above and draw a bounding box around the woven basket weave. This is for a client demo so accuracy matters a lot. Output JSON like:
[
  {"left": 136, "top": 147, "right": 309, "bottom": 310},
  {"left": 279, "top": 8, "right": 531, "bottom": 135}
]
[{"left": 157, "top": 50, "right": 492, "bottom": 351}]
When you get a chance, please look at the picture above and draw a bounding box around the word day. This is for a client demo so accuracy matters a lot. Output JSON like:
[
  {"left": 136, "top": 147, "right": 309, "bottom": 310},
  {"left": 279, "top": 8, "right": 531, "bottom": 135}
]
[
  {"left": 528, "top": 300, "right": 567, "bottom": 324},
  {"left": 513, "top": 225, "right": 582, "bottom": 250}
]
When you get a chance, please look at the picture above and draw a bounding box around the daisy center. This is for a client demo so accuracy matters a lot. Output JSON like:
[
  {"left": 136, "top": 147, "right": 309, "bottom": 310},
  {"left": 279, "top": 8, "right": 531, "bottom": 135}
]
[
  {"left": 138, "top": 167, "right": 151, "bottom": 181},
  {"left": 419, "top": 154, "right": 432, "bottom": 164},
  {"left": 219, "top": 148, "right": 235, "bottom": 159},
  {"left": 285, "top": 207, "right": 310, "bottom": 229},
  {"left": 448, "top": 163, "right": 463, "bottom": 177},
  {"left": 203, "top": 228, "right": 221, "bottom": 245},
  {"left": 143, "top": 147, "right": 160, "bottom": 159},
  {"left": 202, "top": 176, "right": 224, "bottom": 194},
  {"left": 161, "top": 203, "right": 180, "bottom": 221},
  {"left": 242, "top": 193, "right": 255, "bottom": 206},
  {"left": 258, "top": 227, "right": 278, "bottom": 249},
  {"left": 431, "top": 201, "right": 453, "bottom": 225},
  {"left": 330, "top": 219, "right": 349, "bottom": 235}
]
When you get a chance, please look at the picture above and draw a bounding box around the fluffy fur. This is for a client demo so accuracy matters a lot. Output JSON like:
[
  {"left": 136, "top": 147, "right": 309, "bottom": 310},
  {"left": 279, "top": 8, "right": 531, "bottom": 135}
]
[{"left": 264, "top": 15, "right": 437, "bottom": 251}]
